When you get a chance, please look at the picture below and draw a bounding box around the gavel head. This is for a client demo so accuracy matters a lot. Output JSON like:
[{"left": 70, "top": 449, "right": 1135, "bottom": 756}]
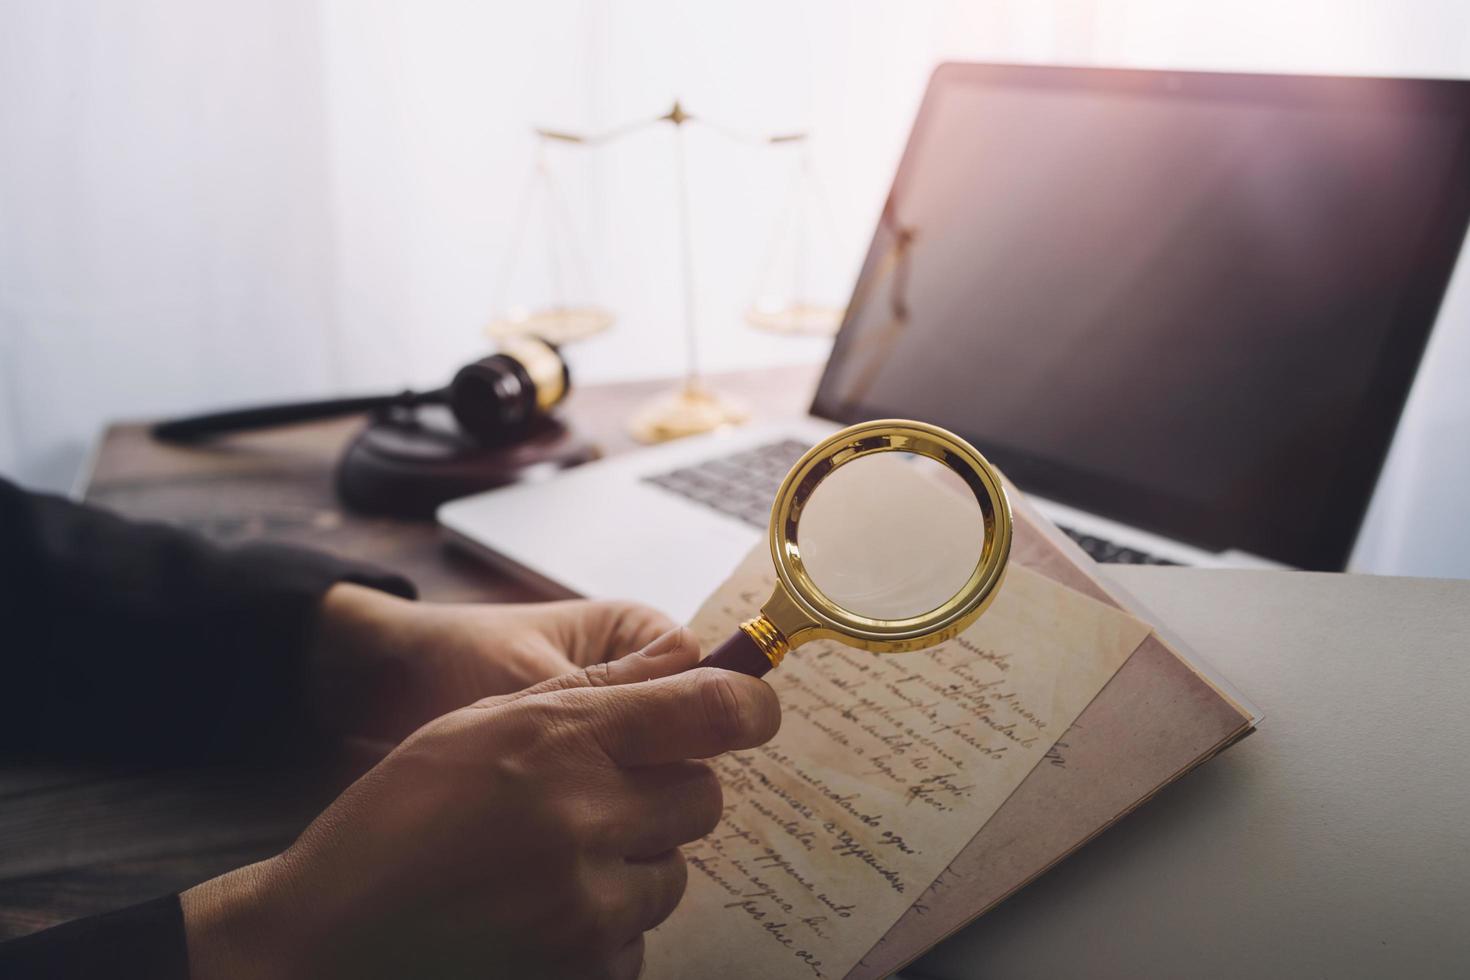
[{"left": 447, "top": 337, "right": 571, "bottom": 445}]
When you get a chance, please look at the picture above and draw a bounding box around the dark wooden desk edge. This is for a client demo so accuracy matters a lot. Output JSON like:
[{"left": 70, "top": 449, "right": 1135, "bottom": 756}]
[{"left": 0, "top": 364, "right": 821, "bottom": 939}]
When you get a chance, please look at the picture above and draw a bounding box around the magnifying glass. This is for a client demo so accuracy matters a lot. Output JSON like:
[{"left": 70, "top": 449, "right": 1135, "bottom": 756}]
[{"left": 698, "top": 419, "right": 1013, "bottom": 677}]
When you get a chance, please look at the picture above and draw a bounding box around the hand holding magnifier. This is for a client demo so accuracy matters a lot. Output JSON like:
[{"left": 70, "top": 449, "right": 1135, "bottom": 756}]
[{"left": 698, "top": 420, "right": 1013, "bottom": 677}]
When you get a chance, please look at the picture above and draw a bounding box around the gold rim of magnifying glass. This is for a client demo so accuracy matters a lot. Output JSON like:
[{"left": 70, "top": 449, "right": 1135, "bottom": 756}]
[{"left": 759, "top": 419, "right": 1012, "bottom": 655}]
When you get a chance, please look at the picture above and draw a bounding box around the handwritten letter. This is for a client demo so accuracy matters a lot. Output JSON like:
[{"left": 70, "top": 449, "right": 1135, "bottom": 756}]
[{"left": 642, "top": 549, "right": 1150, "bottom": 979}]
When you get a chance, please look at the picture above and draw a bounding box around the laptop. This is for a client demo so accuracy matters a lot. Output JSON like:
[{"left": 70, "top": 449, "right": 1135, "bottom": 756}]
[{"left": 441, "top": 63, "right": 1470, "bottom": 624}]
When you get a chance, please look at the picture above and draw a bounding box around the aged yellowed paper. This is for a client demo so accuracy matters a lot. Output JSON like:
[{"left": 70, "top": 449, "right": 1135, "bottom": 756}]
[{"left": 642, "top": 547, "right": 1151, "bottom": 980}]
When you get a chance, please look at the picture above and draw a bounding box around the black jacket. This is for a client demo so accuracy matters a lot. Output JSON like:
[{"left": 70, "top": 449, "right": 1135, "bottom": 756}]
[{"left": 0, "top": 478, "right": 413, "bottom": 977}]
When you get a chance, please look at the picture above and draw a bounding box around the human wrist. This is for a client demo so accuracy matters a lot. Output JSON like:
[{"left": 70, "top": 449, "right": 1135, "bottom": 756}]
[
  {"left": 182, "top": 858, "right": 303, "bottom": 980},
  {"left": 309, "top": 582, "right": 420, "bottom": 738}
]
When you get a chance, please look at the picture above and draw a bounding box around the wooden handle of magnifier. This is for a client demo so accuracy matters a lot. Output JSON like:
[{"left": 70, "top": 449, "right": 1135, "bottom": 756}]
[{"left": 698, "top": 629, "right": 775, "bottom": 678}]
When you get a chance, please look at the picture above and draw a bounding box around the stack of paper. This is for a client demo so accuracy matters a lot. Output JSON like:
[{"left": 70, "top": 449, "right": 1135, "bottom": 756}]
[{"left": 644, "top": 486, "right": 1256, "bottom": 979}]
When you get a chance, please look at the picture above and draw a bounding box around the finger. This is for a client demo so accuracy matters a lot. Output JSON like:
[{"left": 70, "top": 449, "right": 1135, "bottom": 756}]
[
  {"left": 471, "top": 627, "right": 700, "bottom": 711},
  {"left": 617, "top": 761, "right": 723, "bottom": 858},
  {"left": 612, "top": 850, "right": 687, "bottom": 940},
  {"left": 571, "top": 852, "right": 683, "bottom": 963},
  {"left": 606, "top": 935, "right": 646, "bottom": 980},
  {"left": 569, "top": 666, "right": 781, "bottom": 767},
  {"left": 554, "top": 933, "right": 645, "bottom": 980},
  {"left": 550, "top": 599, "right": 680, "bottom": 667},
  {"left": 587, "top": 601, "right": 680, "bottom": 663}
]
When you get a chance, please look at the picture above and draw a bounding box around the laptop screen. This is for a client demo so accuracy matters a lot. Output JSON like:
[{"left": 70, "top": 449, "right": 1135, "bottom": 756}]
[{"left": 812, "top": 64, "right": 1470, "bottom": 570}]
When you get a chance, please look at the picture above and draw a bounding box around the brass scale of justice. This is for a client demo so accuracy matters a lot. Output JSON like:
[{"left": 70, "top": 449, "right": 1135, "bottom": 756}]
[
  {"left": 488, "top": 100, "right": 848, "bottom": 443},
  {"left": 490, "top": 103, "right": 1014, "bottom": 674}
]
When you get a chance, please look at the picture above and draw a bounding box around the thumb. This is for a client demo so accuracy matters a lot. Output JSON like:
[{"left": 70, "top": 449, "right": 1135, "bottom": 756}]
[{"left": 473, "top": 627, "right": 701, "bottom": 709}]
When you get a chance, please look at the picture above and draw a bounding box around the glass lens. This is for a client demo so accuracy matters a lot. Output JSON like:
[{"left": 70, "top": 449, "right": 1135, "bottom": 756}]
[{"left": 795, "top": 451, "right": 986, "bottom": 621}]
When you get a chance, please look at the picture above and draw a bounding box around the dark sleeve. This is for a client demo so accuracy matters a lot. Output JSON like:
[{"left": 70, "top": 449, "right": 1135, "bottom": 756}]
[
  {"left": 0, "top": 895, "right": 186, "bottom": 980},
  {"left": 0, "top": 477, "right": 416, "bottom": 760}
]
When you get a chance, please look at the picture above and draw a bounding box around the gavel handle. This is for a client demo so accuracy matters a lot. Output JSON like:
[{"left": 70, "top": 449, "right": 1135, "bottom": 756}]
[
  {"left": 151, "top": 389, "right": 444, "bottom": 442},
  {"left": 697, "top": 629, "right": 775, "bottom": 678}
]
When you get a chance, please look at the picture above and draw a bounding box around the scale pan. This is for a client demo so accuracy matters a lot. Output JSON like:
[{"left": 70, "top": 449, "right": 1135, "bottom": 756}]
[
  {"left": 745, "top": 302, "right": 845, "bottom": 336},
  {"left": 486, "top": 306, "right": 615, "bottom": 345}
]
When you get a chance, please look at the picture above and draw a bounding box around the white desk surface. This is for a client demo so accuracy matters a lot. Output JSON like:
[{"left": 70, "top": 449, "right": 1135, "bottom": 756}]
[{"left": 912, "top": 568, "right": 1470, "bottom": 980}]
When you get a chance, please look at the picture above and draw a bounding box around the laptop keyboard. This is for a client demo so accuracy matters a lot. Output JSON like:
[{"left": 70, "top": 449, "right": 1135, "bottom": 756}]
[
  {"left": 643, "top": 439, "right": 809, "bottom": 529},
  {"left": 1056, "top": 525, "right": 1182, "bottom": 565},
  {"left": 644, "top": 438, "right": 1184, "bottom": 566}
]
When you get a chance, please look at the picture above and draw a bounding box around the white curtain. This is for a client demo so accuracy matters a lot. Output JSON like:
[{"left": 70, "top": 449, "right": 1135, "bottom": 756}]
[{"left": 2, "top": 0, "right": 1468, "bottom": 575}]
